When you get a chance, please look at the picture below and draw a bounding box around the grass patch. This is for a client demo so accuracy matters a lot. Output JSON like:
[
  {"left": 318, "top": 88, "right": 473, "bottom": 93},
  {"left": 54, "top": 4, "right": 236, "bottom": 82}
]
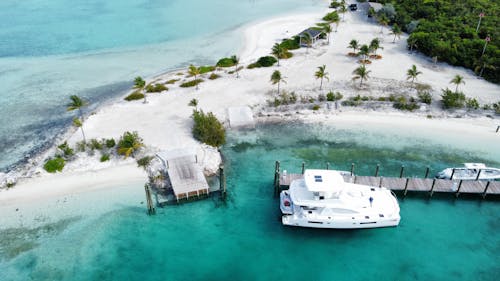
[
  {"left": 44, "top": 157, "right": 65, "bottom": 173},
  {"left": 100, "top": 154, "right": 110, "bottom": 162},
  {"left": 165, "top": 79, "right": 179, "bottom": 84},
  {"left": 180, "top": 79, "right": 204, "bottom": 88},
  {"left": 124, "top": 91, "right": 144, "bottom": 101},
  {"left": 248, "top": 56, "right": 277, "bottom": 69},
  {"left": 145, "top": 83, "right": 168, "bottom": 93},
  {"left": 198, "top": 65, "right": 215, "bottom": 74},
  {"left": 216, "top": 57, "right": 236, "bottom": 67},
  {"left": 208, "top": 73, "right": 220, "bottom": 80}
]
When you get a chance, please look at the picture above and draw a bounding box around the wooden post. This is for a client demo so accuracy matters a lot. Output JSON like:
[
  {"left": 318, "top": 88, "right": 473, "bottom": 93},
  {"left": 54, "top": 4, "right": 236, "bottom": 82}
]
[
  {"left": 273, "top": 161, "right": 280, "bottom": 197},
  {"left": 475, "top": 169, "right": 482, "bottom": 181},
  {"left": 219, "top": 165, "right": 226, "bottom": 200},
  {"left": 455, "top": 180, "right": 463, "bottom": 198},
  {"left": 353, "top": 175, "right": 357, "bottom": 184},
  {"left": 375, "top": 164, "right": 380, "bottom": 177},
  {"left": 496, "top": 125, "right": 500, "bottom": 133},
  {"left": 399, "top": 165, "right": 405, "bottom": 178},
  {"left": 429, "top": 178, "right": 436, "bottom": 197},
  {"left": 350, "top": 163, "right": 355, "bottom": 176},
  {"left": 403, "top": 178, "right": 410, "bottom": 196},
  {"left": 482, "top": 181, "right": 491, "bottom": 199},
  {"left": 450, "top": 168, "right": 456, "bottom": 180},
  {"left": 379, "top": 177, "right": 383, "bottom": 188},
  {"left": 301, "top": 162, "right": 305, "bottom": 174},
  {"left": 424, "top": 167, "right": 430, "bottom": 178},
  {"left": 145, "top": 184, "right": 156, "bottom": 215},
  {"left": 326, "top": 162, "right": 330, "bottom": 170}
]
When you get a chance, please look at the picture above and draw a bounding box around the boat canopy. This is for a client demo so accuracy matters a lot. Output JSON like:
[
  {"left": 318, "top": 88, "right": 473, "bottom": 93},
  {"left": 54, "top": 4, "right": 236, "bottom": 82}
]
[
  {"left": 304, "top": 169, "right": 345, "bottom": 192},
  {"left": 463, "top": 163, "right": 486, "bottom": 169}
]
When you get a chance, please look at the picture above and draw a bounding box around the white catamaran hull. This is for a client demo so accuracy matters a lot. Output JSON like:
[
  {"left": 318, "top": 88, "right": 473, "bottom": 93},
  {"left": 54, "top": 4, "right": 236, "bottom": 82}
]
[{"left": 282, "top": 214, "right": 400, "bottom": 229}]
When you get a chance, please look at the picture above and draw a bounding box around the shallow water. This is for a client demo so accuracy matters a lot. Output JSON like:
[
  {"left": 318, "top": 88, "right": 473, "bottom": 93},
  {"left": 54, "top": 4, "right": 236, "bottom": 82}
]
[
  {"left": 1, "top": 123, "right": 499, "bottom": 281},
  {"left": 0, "top": 0, "right": 325, "bottom": 171}
]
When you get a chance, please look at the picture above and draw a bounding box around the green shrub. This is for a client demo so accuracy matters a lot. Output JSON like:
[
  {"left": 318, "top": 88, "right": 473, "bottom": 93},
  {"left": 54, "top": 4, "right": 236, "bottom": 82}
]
[
  {"left": 312, "top": 104, "right": 320, "bottom": 110},
  {"left": 378, "top": 97, "right": 387, "bottom": 101},
  {"left": 441, "top": 88, "right": 466, "bottom": 109},
  {"left": 280, "top": 37, "right": 301, "bottom": 50},
  {"left": 88, "top": 139, "right": 103, "bottom": 150},
  {"left": 137, "top": 156, "right": 154, "bottom": 169},
  {"left": 117, "top": 131, "right": 143, "bottom": 158},
  {"left": 124, "top": 91, "right": 144, "bottom": 101},
  {"left": 418, "top": 91, "right": 432, "bottom": 104},
  {"left": 100, "top": 154, "right": 110, "bottom": 162},
  {"left": 165, "top": 79, "right": 179, "bottom": 84},
  {"left": 192, "top": 110, "right": 226, "bottom": 147},
  {"left": 329, "top": 1, "right": 341, "bottom": 9},
  {"left": 57, "top": 141, "right": 74, "bottom": 158},
  {"left": 216, "top": 57, "right": 236, "bottom": 67},
  {"left": 44, "top": 157, "right": 65, "bottom": 173},
  {"left": 145, "top": 83, "right": 168, "bottom": 93},
  {"left": 393, "top": 95, "right": 419, "bottom": 111},
  {"left": 209, "top": 73, "right": 220, "bottom": 80},
  {"left": 323, "top": 11, "right": 339, "bottom": 22},
  {"left": 76, "top": 141, "right": 86, "bottom": 152},
  {"left": 198, "top": 65, "right": 215, "bottom": 74},
  {"left": 105, "top": 138, "right": 116, "bottom": 148},
  {"left": 180, "top": 79, "right": 204, "bottom": 88},
  {"left": 466, "top": 98, "right": 479, "bottom": 110},
  {"left": 326, "top": 91, "right": 343, "bottom": 101},
  {"left": 248, "top": 56, "right": 278, "bottom": 69}
]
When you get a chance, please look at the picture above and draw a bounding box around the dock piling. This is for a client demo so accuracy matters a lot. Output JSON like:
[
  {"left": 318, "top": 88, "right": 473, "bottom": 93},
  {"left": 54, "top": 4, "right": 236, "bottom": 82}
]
[
  {"left": 374, "top": 164, "right": 380, "bottom": 177},
  {"left": 424, "top": 167, "right": 430, "bottom": 178},
  {"left": 403, "top": 178, "right": 410, "bottom": 196},
  {"left": 219, "top": 165, "right": 226, "bottom": 200},
  {"left": 274, "top": 161, "right": 281, "bottom": 197},
  {"left": 450, "top": 168, "right": 456, "bottom": 180},
  {"left": 429, "top": 178, "right": 436, "bottom": 197},
  {"left": 475, "top": 170, "right": 482, "bottom": 181},
  {"left": 301, "top": 162, "right": 305, "bottom": 174},
  {"left": 496, "top": 125, "right": 500, "bottom": 133},
  {"left": 350, "top": 163, "right": 355, "bottom": 176},
  {"left": 455, "top": 180, "right": 463, "bottom": 198},
  {"left": 399, "top": 165, "right": 405, "bottom": 178},
  {"left": 379, "top": 177, "right": 383, "bottom": 187},
  {"left": 326, "top": 162, "right": 330, "bottom": 170},
  {"left": 482, "top": 181, "right": 491, "bottom": 199},
  {"left": 145, "top": 184, "right": 156, "bottom": 215}
]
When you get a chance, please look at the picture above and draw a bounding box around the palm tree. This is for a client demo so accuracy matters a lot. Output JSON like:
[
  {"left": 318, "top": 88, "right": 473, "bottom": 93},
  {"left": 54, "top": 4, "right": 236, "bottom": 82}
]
[
  {"left": 406, "top": 65, "right": 422, "bottom": 85},
  {"left": 348, "top": 39, "right": 359, "bottom": 54},
  {"left": 391, "top": 24, "right": 402, "bottom": 43},
  {"left": 272, "top": 43, "right": 286, "bottom": 66},
  {"left": 339, "top": 4, "right": 348, "bottom": 21},
  {"left": 188, "top": 64, "right": 201, "bottom": 90},
  {"left": 358, "top": 44, "right": 370, "bottom": 63},
  {"left": 317, "top": 23, "right": 333, "bottom": 44},
  {"left": 189, "top": 98, "right": 198, "bottom": 109},
  {"left": 378, "top": 14, "right": 389, "bottom": 33},
  {"left": 134, "top": 76, "right": 147, "bottom": 103},
  {"left": 270, "top": 70, "right": 286, "bottom": 94},
  {"left": 315, "top": 65, "right": 329, "bottom": 90},
  {"left": 352, "top": 65, "right": 371, "bottom": 87},
  {"left": 369, "top": 38, "right": 383, "bottom": 57},
  {"left": 301, "top": 33, "right": 313, "bottom": 54},
  {"left": 231, "top": 55, "right": 240, "bottom": 78},
  {"left": 117, "top": 131, "right": 144, "bottom": 158},
  {"left": 407, "top": 37, "right": 418, "bottom": 53},
  {"left": 450, "top": 75, "right": 465, "bottom": 92},
  {"left": 331, "top": 17, "right": 340, "bottom": 32},
  {"left": 67, "top": 95, "right": 88, "bottom": 143}
]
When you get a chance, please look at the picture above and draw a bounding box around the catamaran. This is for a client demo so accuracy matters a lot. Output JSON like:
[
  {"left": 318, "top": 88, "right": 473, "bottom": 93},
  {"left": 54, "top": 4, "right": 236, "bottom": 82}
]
[
  {"left": 435, "top": 163, "right": 500, "bottom": 180},
  {"left": 280, "top": 169, "right": 400, "bottom": 229}
]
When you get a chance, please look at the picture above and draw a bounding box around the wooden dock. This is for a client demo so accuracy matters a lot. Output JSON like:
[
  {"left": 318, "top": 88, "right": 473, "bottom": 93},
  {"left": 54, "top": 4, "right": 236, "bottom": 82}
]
[{"left": 274, "top": 162, "right": 500, "bottom": 199}]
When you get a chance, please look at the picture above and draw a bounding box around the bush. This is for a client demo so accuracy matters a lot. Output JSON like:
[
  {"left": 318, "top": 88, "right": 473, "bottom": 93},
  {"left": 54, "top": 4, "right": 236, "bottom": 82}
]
[
  {"left": 312, "top": 104, "right": 321, "bottom": 110},
  {"left": 280, "top": 37, "right": 301, "bottom": 50},
  {"left": 57, "top": 141, "right": 74, "bottom": 158},
  {"left": 117, "top": 131, "right": 143, "bottom": 158},
  {"left": 88, "top": 139, "right": 103, "bottom": 151},
  {"left": 216, "top": 57, "right": 236, "bottom": 67},
  {"left": 192, "top": 110, "right": 226, "bottom": 147},
  {"left": 180, "top": 79, "right": 204, "bottom": 88},
  {"left": 441, "top": 88, "right": 466, "bottom": 109},
  {"left": 198, "top": 65, "right": 215, "bottom": 74},
  {"left": 105, "top": 138, "right": 116, "bottom": 148},
  {"left": 209, "top": 73, "right": 220, "bottom": 80},
  {"left": 418, "top": 91, "right": 432, "bottom": 104},
  {"left": 100, "top": 154, "right": 110, "bottom": 162},
  {"left": 323, "top": 11, "right": 340, "bottom": 22},
  {"left": 145, "top": 83, "right": 168, "bottom": 93},
  {"left": 329, "top": 1, "right": 341, "bottom": 9},
  {"left": 318, "top": 94, "right": 326, "bottom": 102},
  {"left": 165, "top": 79, "right": 179, "bottom": 84},
  {"left": 44, "top": 157, "right": 65, "bottom": 173},
  {"left": 124, "top": 91, "right": 144, "bottom": 101},
  {"left": 137, "top": 156, "right": 154, "bottom": 169},
  {"left": 248, "top": 56, "right": 278, "bottom": 69},
  {"left": 393, "top": 95, "right": 419, "bottom": 111},
  {"left": 326, "top": 91, "right": 343, "bottom": 101},
  {"left": 76, "top": 141, "right": 86, "bottom": 152},
  {"left": 466, "top": 98, "right": 479, "bottom": 110}
]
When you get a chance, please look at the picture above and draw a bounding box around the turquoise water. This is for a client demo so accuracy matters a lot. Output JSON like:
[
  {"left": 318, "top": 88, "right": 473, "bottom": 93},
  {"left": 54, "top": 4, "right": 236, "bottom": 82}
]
[
  {"left": 1, "top": 123, "right": 499, "bottom": 280},
  {"left": 0, "top": 0, "right": 325, "bottom": 171}
]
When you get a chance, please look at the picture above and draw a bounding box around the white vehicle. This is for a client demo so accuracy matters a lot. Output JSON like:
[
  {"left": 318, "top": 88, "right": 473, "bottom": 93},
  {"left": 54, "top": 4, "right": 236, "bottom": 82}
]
[
  {"left": 435, "top": 163, "right": 500, "bottom": 180},
  {"left": 280, "top": 169, "right": 400, "bottom": 229}
]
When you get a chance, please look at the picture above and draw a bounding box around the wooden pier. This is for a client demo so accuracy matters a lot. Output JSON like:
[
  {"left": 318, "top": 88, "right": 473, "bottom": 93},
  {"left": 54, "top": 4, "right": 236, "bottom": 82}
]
[{"left": 274, "top": 161, "right": 500, "bottom": 199}]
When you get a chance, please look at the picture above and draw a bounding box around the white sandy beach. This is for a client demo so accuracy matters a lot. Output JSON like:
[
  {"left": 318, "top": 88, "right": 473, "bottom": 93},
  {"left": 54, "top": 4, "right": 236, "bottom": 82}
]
[{"left": 1, "top": 2, "right": 499, "bottom": 224}]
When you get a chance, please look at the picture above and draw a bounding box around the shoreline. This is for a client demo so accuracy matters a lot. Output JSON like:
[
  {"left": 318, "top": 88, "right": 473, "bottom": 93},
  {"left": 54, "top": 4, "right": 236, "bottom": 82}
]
[{"left": 1, "top": 2, "right": 499, "bottom": 210}]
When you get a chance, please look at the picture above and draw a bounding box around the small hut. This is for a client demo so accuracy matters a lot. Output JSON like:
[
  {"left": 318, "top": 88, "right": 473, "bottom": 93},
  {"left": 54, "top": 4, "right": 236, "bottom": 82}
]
[{"left": 298, "top": 28, "right": 324, "bottom": 47}]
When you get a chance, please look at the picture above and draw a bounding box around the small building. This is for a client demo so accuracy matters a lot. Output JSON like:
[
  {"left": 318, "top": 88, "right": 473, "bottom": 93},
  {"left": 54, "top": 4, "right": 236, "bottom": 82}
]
[{"left": 298, "top": 28, "right": 324, "bottom": 47}]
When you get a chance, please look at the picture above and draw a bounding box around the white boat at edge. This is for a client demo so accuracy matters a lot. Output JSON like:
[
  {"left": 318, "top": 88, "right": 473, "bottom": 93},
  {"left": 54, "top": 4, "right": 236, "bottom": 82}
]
[
  {"left": 280, "top": 169, "right": 401, "bottom": 229},
  {"left": 435, "top": 163, "right": 500, "bottom": 181}
]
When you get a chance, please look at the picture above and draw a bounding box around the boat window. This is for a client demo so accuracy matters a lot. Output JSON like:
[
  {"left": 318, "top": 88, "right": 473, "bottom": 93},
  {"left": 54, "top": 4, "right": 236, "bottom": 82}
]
[
  {"left": 379, "top": 214, "right": 384, "bottom": 218},
  {"left": 365, "top": 216, "right": 370, "bottom": 219},
  {"left": 319, "top": 196, "right": 325, "bottom": 200},
  {"left": 314, "top": 175, "right": 323, "bottom": 182}
]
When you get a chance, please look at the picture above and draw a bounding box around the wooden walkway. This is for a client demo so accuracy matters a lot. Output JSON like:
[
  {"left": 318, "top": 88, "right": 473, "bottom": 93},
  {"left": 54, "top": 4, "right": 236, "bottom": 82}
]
[{"left": 277, "top": 173, "right": 500, "bottom": 198}]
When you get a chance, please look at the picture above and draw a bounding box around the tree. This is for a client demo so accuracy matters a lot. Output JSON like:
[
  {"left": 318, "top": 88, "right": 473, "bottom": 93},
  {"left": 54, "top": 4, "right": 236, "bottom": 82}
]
[
  {"left": 391, "top": 24, "right": 402, "bottom": 43},
  {"left": 117, "top": 131, "right": 144, "bottom": 158},
  {"left": 270, "top": 70, "right": 286, "bottom": 94},
  {"left": 271, "top": 43, "right": 286, "bottom": 66},
  {"left": 378, "top": 14, "right": 389, "bottom": 33},
  {"left": 317, "top": 23, "right": 333, "bottom": 44},
  {"left": 315, "top": 65, "right": 329, "bottom": 90},
  {"left": 352, "top": 65, "right": 371, "bottom": 87},
  {"left": 189, "top": 98, "right": 198, "bottom": 109},
  {"left": 188, "top": 65, "right": 201, "bottom": 90},
  {"left": 231, "top": 55, "right": 240, "bottom": 78},
  {"left": 301, "top": 33, "right": 313, "bottom": 54},
  {"left": 348, "top": 39, "right": 359, "bottom": 54},
  {"left": 192, "top": 110, "right": 226, "bottom": 147},
  {"left": 406, "top": 65, "right": 422, "bottom": 85},
  {"left": 339, "top": 4, "right": 348, "bottom": 21},
  {"left": 450, "top": 75, "right": 465, "bottom": 93},
  {"left": 134, "top": 76, "right": 147, "bottom": 103},
  {"left": 407, "top": 36, "right": 418, "bottom": 53},
  {"left": 358, "top": 44, "right": 370, "bottom": 62},
  {"left": 67, "top": 95, "right": 88, "bottom": 143},
  {"left": 369, "top": 38, "right": 383, "bottom": 56}
]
